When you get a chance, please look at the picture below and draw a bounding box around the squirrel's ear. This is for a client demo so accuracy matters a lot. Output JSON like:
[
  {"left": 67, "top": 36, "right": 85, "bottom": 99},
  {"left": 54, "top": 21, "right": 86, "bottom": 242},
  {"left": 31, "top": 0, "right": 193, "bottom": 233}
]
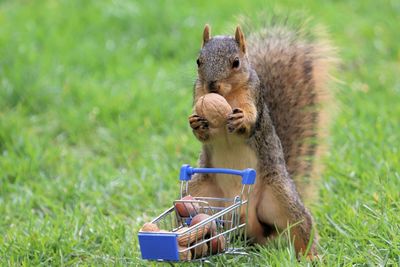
[
  {"left": 235, "top": 25, "right": 246, "bottom": 53},
  {"left": 202, "top": 24, "right": 211, "bottom": 47}
]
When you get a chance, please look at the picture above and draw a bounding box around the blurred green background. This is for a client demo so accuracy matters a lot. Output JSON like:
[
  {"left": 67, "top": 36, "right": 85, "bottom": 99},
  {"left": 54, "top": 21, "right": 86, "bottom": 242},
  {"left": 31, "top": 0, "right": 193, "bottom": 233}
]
[{"left": 0, "top": 0, "right": 399, "bottom": 265}]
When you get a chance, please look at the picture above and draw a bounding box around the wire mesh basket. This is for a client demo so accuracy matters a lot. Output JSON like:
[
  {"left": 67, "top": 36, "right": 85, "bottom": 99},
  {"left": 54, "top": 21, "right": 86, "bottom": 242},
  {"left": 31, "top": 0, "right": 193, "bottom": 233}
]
[{"left": 138, "top": 164, "right": 256, "bottom": 262}]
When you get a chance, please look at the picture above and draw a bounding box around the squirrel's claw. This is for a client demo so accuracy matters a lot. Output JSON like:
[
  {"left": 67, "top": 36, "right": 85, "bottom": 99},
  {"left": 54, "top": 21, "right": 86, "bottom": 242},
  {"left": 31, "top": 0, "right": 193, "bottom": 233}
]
[
  {"left": 189, "top": 114, "right": 209, "bottom": 130},
  {"left": 189, "top": 114, "right": 210, "bottom": 141},
  {"left": 227, "top": 108, "right": 245, "bottom": 133}
]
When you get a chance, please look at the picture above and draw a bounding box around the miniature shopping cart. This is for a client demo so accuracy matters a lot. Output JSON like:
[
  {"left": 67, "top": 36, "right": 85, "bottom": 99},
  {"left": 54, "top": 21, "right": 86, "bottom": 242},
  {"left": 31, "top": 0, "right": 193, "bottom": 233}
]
[{"left": 138, "top": 164, "right": 256, "bottom": 262}]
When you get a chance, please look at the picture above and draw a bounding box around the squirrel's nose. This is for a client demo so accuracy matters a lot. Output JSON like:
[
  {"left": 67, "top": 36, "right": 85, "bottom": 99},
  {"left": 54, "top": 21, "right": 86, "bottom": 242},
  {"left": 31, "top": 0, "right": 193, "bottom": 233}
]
[{"left": 208, "top": 81, "right": 217, "bottom": 92}]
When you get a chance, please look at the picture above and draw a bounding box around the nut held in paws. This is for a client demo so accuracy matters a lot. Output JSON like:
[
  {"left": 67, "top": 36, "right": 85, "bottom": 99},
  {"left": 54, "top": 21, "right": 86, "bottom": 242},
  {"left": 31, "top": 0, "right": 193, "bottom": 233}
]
[{"left": 195, "top": 93, "right": 232, "bottom": 127}]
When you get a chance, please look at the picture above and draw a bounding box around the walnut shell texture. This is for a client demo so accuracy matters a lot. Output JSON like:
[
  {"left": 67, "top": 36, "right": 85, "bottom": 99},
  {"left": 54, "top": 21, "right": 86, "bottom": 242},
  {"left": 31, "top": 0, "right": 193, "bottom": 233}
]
[
  {"left": 177, "top": 223, "right": 211, "bottom": 246},
  {"left": 195, "top": 93, "right": 232, "bottom": 127},
  {"left": 139, "top": 222, "right": 160, "bottom": 232}
]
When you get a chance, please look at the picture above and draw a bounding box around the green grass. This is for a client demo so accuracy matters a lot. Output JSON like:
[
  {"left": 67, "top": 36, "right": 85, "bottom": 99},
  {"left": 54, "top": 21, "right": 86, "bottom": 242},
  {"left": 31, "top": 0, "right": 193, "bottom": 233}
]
[{"left": 1, "top": 0, "right": 399, "bottom": 265}]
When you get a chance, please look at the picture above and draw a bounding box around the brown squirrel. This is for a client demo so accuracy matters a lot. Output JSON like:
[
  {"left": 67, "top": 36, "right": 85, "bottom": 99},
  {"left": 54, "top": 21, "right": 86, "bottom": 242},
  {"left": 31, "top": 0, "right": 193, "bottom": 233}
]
[{"left": 187, "top": 23, "right": 336, "bottom": 258}]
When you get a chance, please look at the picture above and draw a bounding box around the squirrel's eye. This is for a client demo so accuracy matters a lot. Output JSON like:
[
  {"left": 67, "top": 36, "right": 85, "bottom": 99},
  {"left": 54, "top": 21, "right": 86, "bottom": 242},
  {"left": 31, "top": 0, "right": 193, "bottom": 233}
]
[
  {"left": 196, "top": 59, "right": 201, "bottom": 67},
  {"left": 232, "top": 58, "right": 240, "bottom": 69}
]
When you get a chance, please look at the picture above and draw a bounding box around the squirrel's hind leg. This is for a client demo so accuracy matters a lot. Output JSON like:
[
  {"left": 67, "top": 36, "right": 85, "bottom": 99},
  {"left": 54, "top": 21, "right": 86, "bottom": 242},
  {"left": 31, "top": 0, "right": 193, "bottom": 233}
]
[{"left": 255, "top": 178, "right": 318, "bottom": 258}]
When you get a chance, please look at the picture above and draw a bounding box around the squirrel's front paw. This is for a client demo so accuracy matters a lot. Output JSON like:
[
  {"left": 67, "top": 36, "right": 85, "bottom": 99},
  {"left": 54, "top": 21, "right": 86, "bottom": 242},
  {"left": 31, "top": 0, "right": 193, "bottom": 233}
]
[
  {"left": 189, "top": 114, "right": 210, "bottom": 141},
  {"left": 227, "top": 108, "right": 246, "bottom": 134}
]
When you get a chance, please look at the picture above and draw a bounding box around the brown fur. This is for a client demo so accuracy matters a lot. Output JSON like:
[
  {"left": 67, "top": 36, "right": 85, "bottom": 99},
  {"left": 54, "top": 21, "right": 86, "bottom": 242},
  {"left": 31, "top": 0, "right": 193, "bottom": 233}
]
[
  {"left": 187, "top": 24, "right": 336, "bottom": 258},
  {"left": 247, "top": 27, "right": 337, "bottom": 202}
]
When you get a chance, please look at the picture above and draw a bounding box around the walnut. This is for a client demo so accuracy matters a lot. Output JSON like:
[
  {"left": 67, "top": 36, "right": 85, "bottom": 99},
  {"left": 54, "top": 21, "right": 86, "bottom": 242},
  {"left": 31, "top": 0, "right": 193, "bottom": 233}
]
[{"left": 195, "top": 93, "right": 232, "bottom": 128}]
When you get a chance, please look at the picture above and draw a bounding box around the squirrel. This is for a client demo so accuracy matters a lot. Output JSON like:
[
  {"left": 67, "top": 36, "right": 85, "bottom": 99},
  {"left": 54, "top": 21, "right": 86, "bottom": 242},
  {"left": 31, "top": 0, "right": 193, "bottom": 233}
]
[{"left": 187, "top": 23, "right": 336, "bottom": 258}]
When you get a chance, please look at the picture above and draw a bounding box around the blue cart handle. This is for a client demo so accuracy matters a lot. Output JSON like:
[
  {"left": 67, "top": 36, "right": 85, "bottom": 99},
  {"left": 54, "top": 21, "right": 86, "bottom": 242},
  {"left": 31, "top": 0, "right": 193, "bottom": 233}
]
[{"left": 179, "top": 164, "right": 256, "bottom": 185}]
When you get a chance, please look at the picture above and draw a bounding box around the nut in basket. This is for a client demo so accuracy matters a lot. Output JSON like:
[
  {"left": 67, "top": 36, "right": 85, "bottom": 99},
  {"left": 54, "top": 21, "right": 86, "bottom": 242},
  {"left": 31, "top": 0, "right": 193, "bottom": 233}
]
[{"left": 138, "top": 165, "right": 256, "bottom": 262}]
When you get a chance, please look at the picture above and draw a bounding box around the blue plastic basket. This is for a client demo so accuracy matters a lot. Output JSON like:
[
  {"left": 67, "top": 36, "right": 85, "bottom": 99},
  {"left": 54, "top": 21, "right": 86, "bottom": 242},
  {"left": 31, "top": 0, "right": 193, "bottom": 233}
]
[{"left": 138, "top": 164, "right": 256, "bottom": 262}]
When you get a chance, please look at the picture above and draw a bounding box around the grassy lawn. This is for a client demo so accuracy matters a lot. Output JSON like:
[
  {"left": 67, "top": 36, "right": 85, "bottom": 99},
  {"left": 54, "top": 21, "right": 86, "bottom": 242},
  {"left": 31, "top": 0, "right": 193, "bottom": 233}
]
[{"left": 1, "top": 0, "right": 399, "bottom": 265}]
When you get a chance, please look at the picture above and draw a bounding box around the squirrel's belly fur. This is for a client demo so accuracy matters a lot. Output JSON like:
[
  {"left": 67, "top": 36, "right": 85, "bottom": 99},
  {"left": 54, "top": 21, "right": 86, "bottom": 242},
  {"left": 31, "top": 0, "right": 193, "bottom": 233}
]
[{"left": 209, "top": 132, "right": 258, "bottom": 199}]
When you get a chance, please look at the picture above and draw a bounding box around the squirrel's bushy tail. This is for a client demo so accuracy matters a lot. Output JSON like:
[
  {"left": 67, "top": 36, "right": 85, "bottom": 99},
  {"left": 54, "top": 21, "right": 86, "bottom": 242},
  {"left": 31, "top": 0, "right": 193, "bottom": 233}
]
[{"left": 247, "top": 24, "right": 337, "bottom": 203}]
